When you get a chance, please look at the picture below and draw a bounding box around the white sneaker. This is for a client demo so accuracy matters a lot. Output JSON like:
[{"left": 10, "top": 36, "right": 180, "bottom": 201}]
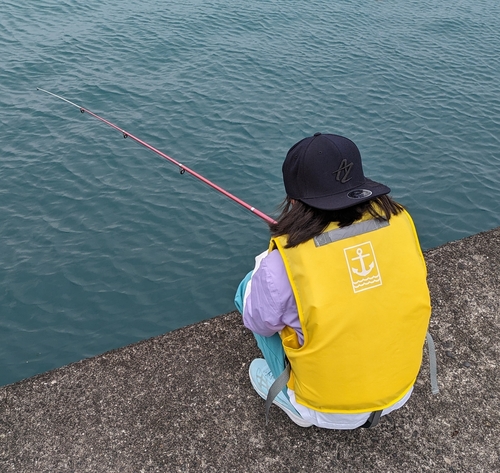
[{"left": 249, "top": 358, "right": 313, "bottom": 428}]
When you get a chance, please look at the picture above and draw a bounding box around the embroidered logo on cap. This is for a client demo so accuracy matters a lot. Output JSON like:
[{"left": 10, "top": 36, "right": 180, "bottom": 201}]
[{"left": 333, "top": 159, "right": 353, "bottom": 184}]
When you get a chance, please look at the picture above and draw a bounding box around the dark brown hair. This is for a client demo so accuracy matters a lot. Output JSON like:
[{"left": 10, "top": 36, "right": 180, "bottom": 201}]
[{"left": 270, "top": 195, "right": 404, "bottom": 248}]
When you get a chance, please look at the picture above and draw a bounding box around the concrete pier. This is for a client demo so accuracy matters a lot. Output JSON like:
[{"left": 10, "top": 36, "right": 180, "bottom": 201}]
[{"left": 1, "top": 228, "right": 499, "bottom": 472}]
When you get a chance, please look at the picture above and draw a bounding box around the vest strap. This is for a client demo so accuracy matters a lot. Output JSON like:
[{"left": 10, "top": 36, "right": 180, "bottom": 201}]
[
  {"left": 360, "top": 409, "right": 383, "bottom": 428},
  {"left": 426, "top": 331, "right": 439, "bottom": 395},
  {"left": 265, "top": 363, "right": 291, "bottom": 425}
]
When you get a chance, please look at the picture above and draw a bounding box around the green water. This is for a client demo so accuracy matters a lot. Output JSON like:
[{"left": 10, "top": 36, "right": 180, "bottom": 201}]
[{"left": 1, "top": 0, "right": 499, "bottom": 385}]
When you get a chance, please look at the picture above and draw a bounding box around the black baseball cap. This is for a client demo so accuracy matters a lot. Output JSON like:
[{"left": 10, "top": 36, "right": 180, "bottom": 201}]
[{"left": 282, "top": 133, "right": 391, "bottom": 210}]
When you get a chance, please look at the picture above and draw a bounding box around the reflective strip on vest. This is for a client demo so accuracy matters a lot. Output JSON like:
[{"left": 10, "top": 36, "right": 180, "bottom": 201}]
[
  {"left": 314, "top": 218, "right": 389, "bottom": 247},
  {"left": 271, "top": 210, "right": 431, "bottom": 414}
]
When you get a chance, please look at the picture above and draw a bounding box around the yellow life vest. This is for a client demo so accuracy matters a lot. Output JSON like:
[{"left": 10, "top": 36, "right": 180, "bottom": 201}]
[{"left": 270, "top": 210, "right": 431, "bottom": 414}]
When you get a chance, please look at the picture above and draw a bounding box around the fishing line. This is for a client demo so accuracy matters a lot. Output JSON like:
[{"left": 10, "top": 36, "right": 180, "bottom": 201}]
[{"left": 37, "top": 88, "right": 277, "bottom": 225}]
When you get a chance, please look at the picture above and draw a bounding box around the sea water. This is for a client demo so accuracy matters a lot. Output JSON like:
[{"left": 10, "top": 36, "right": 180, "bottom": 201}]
[{"left": 1, "top": 0, "right": 499, "bottom": 386}]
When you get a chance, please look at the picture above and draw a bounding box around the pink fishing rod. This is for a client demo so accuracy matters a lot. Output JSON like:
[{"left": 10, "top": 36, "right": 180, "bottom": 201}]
[{"left": 37, "top": 88, "right": 277, "bottom": 225}]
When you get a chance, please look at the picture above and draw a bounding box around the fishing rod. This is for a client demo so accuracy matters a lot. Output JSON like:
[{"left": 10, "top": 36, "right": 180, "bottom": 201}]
[{"left": 37, "top": 88, "right": 277, "bottom": 225}]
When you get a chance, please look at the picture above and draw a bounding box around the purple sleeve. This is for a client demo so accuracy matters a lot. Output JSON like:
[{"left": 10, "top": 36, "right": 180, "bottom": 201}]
[{"left": 242, "top": 249, "right": 304, "bottom": 344}]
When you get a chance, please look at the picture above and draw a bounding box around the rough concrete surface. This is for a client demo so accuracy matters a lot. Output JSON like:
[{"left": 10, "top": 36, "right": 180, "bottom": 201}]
[{"left": 1, "top": 228, "right": 499, "bottom": 472}]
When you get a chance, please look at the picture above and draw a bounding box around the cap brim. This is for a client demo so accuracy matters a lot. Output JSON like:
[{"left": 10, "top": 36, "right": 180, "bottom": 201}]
[{"left": 299, "top": 178, "right": 391, "bottom": 210}]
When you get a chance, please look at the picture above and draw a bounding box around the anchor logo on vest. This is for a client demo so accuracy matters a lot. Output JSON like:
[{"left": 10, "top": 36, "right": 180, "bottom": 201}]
[
  {"left": 352, "top": 248, "right": 374, "bottom": 277},
  {"left": 344, "top": 241, "right": 382, "bottom": 293}
]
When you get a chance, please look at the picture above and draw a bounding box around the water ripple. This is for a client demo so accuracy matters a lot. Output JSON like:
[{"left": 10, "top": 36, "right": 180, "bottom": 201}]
[{"left": 1, "top": 0, "right": 500, "bottom": 385}]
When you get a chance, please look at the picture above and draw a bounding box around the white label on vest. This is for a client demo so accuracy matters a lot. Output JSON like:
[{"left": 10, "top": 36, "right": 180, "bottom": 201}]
[{"left": 344, "top": 241, "right": 382, "bottom": 293}]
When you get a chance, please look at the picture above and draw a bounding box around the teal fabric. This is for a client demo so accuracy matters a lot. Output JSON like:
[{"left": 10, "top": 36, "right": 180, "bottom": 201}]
[
  {"left": 234, "top": 270, "right": 253, "bottom": 313},
  {"left": 235, "top": 269, "right": 289, "bottom": 397},
  {"left": 253, "top": 332, "right": 289, "bottom": 398},
  {"left": 234, "top": 270, "right": 289, "bottom": 399}
]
